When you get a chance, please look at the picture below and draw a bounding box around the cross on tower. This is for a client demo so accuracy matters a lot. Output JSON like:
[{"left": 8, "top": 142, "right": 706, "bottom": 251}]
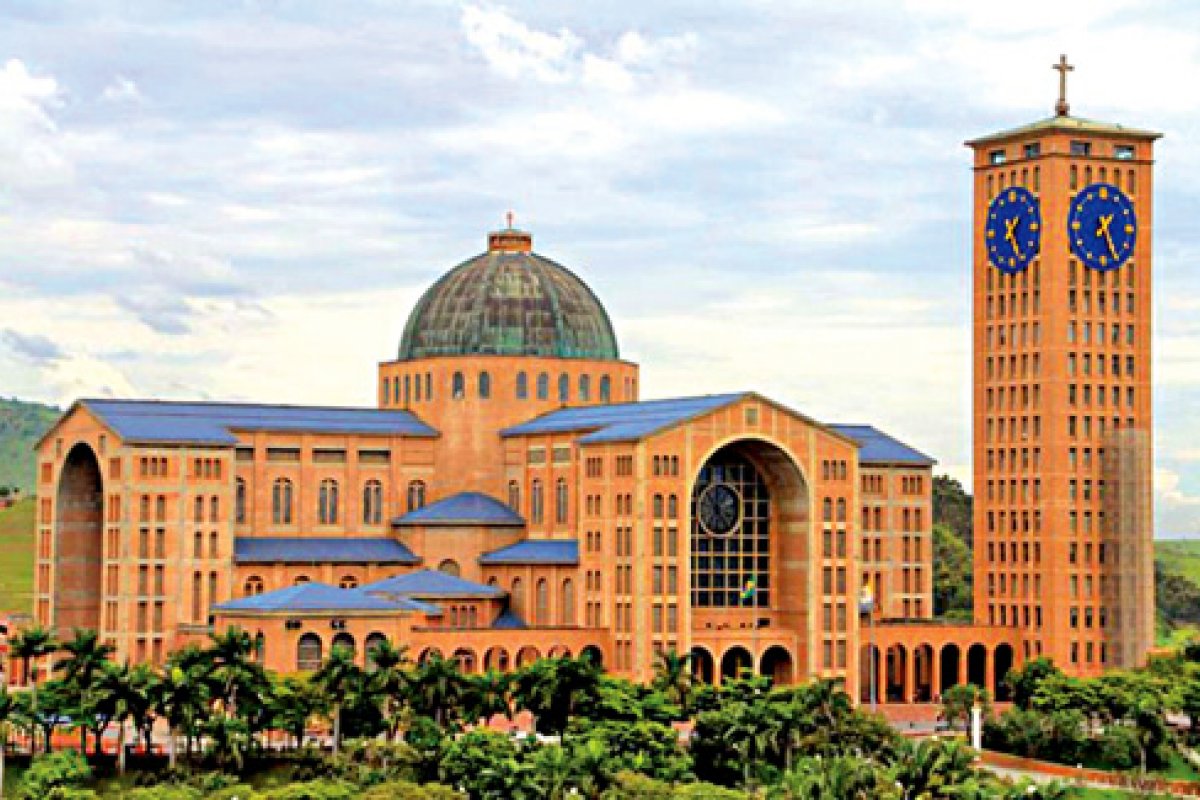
[
  {"left": 506, "top": 210, "right": 515, "bottom": 229},
  {"left": 1053, "top": 54, "right": 1074, "bottom": 117}
]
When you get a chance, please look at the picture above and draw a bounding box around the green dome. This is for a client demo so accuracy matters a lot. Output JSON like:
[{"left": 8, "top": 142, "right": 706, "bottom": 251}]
[{"left": 398, "top": 229, "right": 620, "bottom": 361}]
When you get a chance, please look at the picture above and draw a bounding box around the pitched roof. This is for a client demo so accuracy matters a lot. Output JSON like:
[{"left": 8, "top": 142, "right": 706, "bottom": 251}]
[
  {"left": 966, "top": 114, "right": 1161, "bottom": 146},
  {"left": 491, "top": 607, "right": 528, "bottom": 629},
  {"left": 362, "top": 569, "right": 505, "bottom": 599},
  {"left": 213, "top": 581, "right": 437, "bottom": 614},
  {"left": 479, "top": 539, "right": 579, "bottom": 565},
  {"left": 501, "top": 393, "right": 745, "bottom": 443},
  {"left": 234, "top": 537, "right": 419, "bottom": 565},
  {"left": 393, "top": 492, "right": 524, "bottom": 527},
  {"left": 828, "top": 424, "right": 935, "bottom": 466},
  {"left": 75, "top": 399, "right": 437, "bottom": 446}
]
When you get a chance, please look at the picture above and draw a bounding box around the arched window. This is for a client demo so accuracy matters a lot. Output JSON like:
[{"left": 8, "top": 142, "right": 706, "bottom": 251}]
[
  {"left": 140, "top": 495, "right": 150, "bottom": 522},
  {"left": 339, "top": 575, "right": 359, "bottom": 589},
  {"left": 508, "top": 480, "right": 521, "bottom": 512},
  {"left": 414, "top": 372, "right": 422, "bottom": 401},
  {"left": 516, "top": 371, "right": 528, "bottom": 399},
  {"left": 294, "top": 575, "right": 310, "bottom": 585},
  {"left": 599, "top": 376, "right": 612, "bottom": 403},
  {"left": 836, "top": 498, "right": 846, "bottom": 523},
  {"left": 235, "top": 478, "right": 247, "bottom": 524},
  {"left": 536, "top": 373, "right": 549, "bottom": 400},
  {"left": 209, "top": 571, "right": 218, "bottom": 608},
  {"left": 193, "top": 496, "right": 204, "bottom": 523},
  {"left": 407, "top": 480, "right": 426, "bottom": 512},
  {"left": 156, "top": 495, "right": 166, "bottom": 522},
  {"left": 579, "top": 375, "right": 591, "bottom": 401},
  {"left": 479, "top": 371, "right": 491, "bottom": 399},
  {"left": 272, "top": 478, "right": 293, "bottom": 525},
  {"left": 511, "top": 578, "right": 525, "bottom": 617},
  {"left": 382, "top": 377, "right": 391, "bottom": 405},
  {"left": 254, "top": 631, "right": 265, "bottom": 662},
  {"left": 531, "top": 480, "right": 544, "bottom": 524},
  {"left": 244, "top": 576, "right": 264, "bottom": 596},
  {"left": 210, "top": 496, "right": 219, "bottom": 523},
  {"left": 362, "top": 479, "right": 383, "bottom": 525},
  {"left": 209, "top": 531, "right": 219, "bottom": 558},
  {"left": 297, "top": 633, "right": 322, "bottom": 671},
  {"left": 438, "top": 559, "right": 461, "bottom": 577},
  {"left": 318, "top": 479, "right": 339, "bottom": 525},
  {"left": 653, "top": 494, "right": 664, "bottom": 517},
  {"left": 558, "top": 373, "right": 569, "bottom": 402},
  {"left": 452, "top": 371, "right": 465, "bottom": 399},
  {"left": 822, "top": 497, "right": 833, "bottom": 523},
  {"left": 425, "top": 372, "right": 433, "bottom": 400},
  {"left": 364, "top": 633, "right": 388, "bottom": 671},
  {"left": 536, "top": 578, "right": 549, "bottom": 625},
  {"left": 561, "top": 578, "right": 575, "bottom": 625},
  {"left": 193, "top": 531, "right": 203, "bottom": 558},
  {"left": 555, "top": 478, "right": 569, "bottom": 525},
  {"left": 404, "top": 375, "right": 411, "bottom": 406},
  {"left": 668, "top": 494, "right": 678, "bottom": 518},
  {"left": 393, "top": 377, "right": 400, "bottom": 404}
]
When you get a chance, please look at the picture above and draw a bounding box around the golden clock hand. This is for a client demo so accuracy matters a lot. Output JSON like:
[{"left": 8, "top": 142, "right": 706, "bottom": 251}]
[
  {"left": 1005, "top": 217, "right": 1024, "bottom": 260},
  {"left": 1096, "top": 214, "right": 1117, "bottom": 259}
]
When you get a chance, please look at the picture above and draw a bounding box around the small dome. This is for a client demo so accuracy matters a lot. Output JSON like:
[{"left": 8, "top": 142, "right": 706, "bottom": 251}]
[{"left": 398, "top": 227, "right": 619, "bottom": 361}]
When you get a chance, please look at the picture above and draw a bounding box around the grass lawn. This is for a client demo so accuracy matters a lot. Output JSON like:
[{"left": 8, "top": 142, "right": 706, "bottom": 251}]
[
  {"left": 1157, "top": 539, "right": 1200, "bottom": 584},
  {"left": 0, "top": 498, "right": 34, "bottom": 616}
]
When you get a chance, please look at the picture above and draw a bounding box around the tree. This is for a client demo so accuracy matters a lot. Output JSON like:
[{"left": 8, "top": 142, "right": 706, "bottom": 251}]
[
  {"left": 941, "top": 683, "right": 990, "bottom": 732},
  {"left": 93, "top": 661, "right": 137, "bottom": 774},
  {"left": 650, "top": 650, "right": 694, "bottom": 717},
  {"left": 205, "top": 627, "right": 263, "bottom": 718},
  {"left": 312, "top": 645, "right": 362, "bottom": 753},
  {"left": 156, "top": 662, "right": 210, "bottom": 767},
  {"left": 932, "top": 524, "right": 973, "bottom": 619},
  {"left": 54, "top": 629, "right": 115, "bottom": 752},
  {"left": 409, "top": 653, "right": 468, "bottom": 729},
  {"left": 932, "top": 474, "right": 973, "bottom": 547},
  {"left": 9, "top": 624, "right": 57, "bottom": 749},
  {"left": 268, "top": 675, "right": 322, "bottom": 751},
  {"left": 364, "top": 639, "right": 410, "bottom": 740},
  {"left": 1003, "top": 656, "right": 1062, "bottom": 710},
  {"left": 0, "top": 685, "right": 19, "bottom": 799}
]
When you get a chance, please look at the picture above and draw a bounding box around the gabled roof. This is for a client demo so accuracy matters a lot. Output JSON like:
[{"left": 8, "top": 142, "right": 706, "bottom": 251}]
[
  {"left": 479, "top": 539, "right": 579, "bottom": 565},
  {"left": 213, "top": 582, "right": 437, "bottom": 614},
  {"left": 827, "top": 424, "right": 935, "bottom": 467},
  {"left": 68, "top": 399, "right": 437, "bottom": 446},
  {"left": 234, "top": 537, "right": 419, "bottom": 565},
  {"left": 393, "top": 492, "right": 524, "bottom": 527},
  {"left": 491, "top": 607, "right": 528, "bottom": 629},
  {"left": 965, "top": 114, "right": 1161, "bottom": 146},
  {"left": 501, "top": 393, "right": 746, "bottom": 443},
  {"left": 362, "top": 569, "right": 505, "bottom": 599}
]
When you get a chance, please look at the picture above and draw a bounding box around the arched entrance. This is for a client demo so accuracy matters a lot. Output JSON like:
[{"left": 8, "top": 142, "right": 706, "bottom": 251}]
[
  {"left": 483, "top": 646, "right": 510, "bottom": 671},
  {"left": 993, "top": 643, "right": 1014, "bottom": 701},
  {"left": 580, "top": 645, "right": 603, "bottom": 668},
  {"left": 452, "top": 648, "right": 477, "bottom": 673},
  {"left": 939, "top": 644, "right": 960, "bottom": 696},
  {"left": 760, "top": 645, "right": 794, "bottom": 685},
  {"left": 516, "top": 645, "right": 540, "bottom": 667},
  {"left": 547, "top": 645, "right": 571, "bottom": 659},
  {"left": 691, "top": 647, "right": 715, "bottom": 685},
  {"left": 885, "top": 644, "right": 907, "bottom": 702},
  {"left": 331, "top": 632, "right": 356, "bottom": 659},
  {"left": 55, "top": 443, "right": 104, "bottom": 634},
  {"left": 720, "top": 646, "right": 753, "bottom": 681},
  {"left": 913, "top": 644, "right": 934, "bottom": 702},
  {"left": 967, "top": 643, "right": 987, "bottom": 688}
]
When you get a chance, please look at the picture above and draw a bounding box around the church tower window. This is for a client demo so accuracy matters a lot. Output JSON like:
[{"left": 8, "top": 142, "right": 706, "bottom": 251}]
[
  {"left": 452, "top": 372, "right": 465, "bottom": 399},
  {"left": 407, "top": 480, "right": 426, "bottom": 512},
  {"left": 537, "top": 373, "right": 549, "bottom": 400},
  {"left": 363, "top": 480, "right": 383, "bottom": 525},
  {"left": 579, "top": 375, "right": 591, "bottom": 401},
  {"left": 235, "top": 478, "right": 247, "bottom": 524},
  {"left": 555, "top": 478, "right": 569, "bottom": 525},
  {"left": 272, "top": 478, "right": 294, "bottom": 525},
  {"left": 508, "top": 480, "right": 521, "bottom": 512},
  {"left": 558, "top": 374, "right": 569, "bottom": 402},
  {"left": 531, "top": 480, "right": 544, "bottom": 524},
  {"left": 479, "top": 371, "right": 491, "bottom": 399},
  {"left": 599, "top": 376, "right": 612, "bottom": 403},
  {"left": 516, "top": 372, "right": 528, "bottom": 399}
]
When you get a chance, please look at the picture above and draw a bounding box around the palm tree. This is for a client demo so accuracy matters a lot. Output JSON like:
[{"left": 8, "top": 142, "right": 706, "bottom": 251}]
[
  {"left": 365, "top": 638, "right": 409, "bottom": 740},
  {"left": 312, "top": 645, "right": 362, "bottom": 753},
  {"left": 125, "top": 663, "right": 159, "bottom": 756},
  {"left": 470, "top": 669, "right": 514, "bottom": 725},
  {"left": 156, "top": 663, "right": 209, "bottom": 768},
  {"left": 267, "top": 675, "right": 322, "bottom": 751},
  {"left": 54, "top": 628, "right": 115, "bottom": 752},
  {"left": 652, "top": 650, "right": 694, "bottom": 717},
  {"left": 94, "top": 661, "right": 136, "bottom": 774},
  {"left": 410, "top": 653, "right": 467, "bottom": 728},
  {"left": 9, "top": 624, "right": 57, "bottom": 747},
  {"left": 205, "top": 627, "right": 259, "bottom": 717}
]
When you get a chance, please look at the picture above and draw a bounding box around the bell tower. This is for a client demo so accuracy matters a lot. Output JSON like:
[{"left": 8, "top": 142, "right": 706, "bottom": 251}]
[{"left": 966, "top": 58, "right": 1160, "bottom": 675}]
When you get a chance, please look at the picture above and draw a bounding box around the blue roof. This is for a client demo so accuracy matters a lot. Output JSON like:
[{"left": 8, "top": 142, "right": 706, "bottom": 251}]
[
  {"left": 491, "top": 608, "right": 528, "bottom": 629},
  {"left": 828, "top": 424, "right": 936, "bottom": 466},
  {"left": 235, "top": 537, "right": 419, "bottom": 565},
  {"left": 501, "top": 393, "right": 745, "bottom": 443},
  {"left": 394, "top": 492, "right": 524, "bottom": 527},
  {"left": 79, "top": 399, "right": 437, "bottom": 445},
  {"left": 213, "top": 582, "right": 437, "bottom": 613},
  {"left": 479, "top": 539, "right": 579, "bottom": 565},
  {"left": 363, "top": 569, "right": 505, "bottom": 598}
]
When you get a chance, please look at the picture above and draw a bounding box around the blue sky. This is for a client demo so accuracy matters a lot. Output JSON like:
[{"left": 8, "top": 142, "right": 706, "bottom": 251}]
[{"left": 2, "top": 1, "right": 1200, "bottom": 535}]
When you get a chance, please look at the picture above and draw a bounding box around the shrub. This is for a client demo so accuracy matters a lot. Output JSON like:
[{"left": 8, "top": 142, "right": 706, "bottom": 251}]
[
  {"left": 19, "top": 750, "right": 92, "bottom": 800},
  {"left": 672, "top": 782, "right": 747, "bottom": 798},
  {"left": 260, "top": 781, "right": 356, "bottom": 800},
  {"left": 204, "top": 786, "right": 262, "bottom": 800},
  {"left": 600, "top": 772, "right": 674, "bottom": 800},
  {"left": 126, "top": 787, "right": 204, "bottom": 800},
  {"left": 1097, "top": 724, "right": 1141, "bottom": 771},
  {"left": 359, "top": 782, "right": 463, "bottom": 800}
]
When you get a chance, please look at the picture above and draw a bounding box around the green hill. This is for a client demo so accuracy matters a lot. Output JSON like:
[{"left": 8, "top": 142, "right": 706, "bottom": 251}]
[
  {"left": 0, "top": 397, "right": 60, "bottom": 493},
  {"left": 0, "top": 497, "right": 35, "bottom": 614}
]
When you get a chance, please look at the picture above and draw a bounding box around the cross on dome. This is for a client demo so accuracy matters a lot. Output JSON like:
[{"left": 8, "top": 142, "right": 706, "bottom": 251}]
[{"left": 1053, "top": 54, "right": 1074, "bottom": 117}]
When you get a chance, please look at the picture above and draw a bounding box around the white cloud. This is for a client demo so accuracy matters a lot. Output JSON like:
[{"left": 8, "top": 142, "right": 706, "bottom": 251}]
[
  {"left": 461, "top": 4, "right": 581, "bottom": 84},
  {"left": 0, "top": 59, "right": 71, "bottom": 188},
  {"left": 100, "top": 76, "right": 144, "bottom": 104}
]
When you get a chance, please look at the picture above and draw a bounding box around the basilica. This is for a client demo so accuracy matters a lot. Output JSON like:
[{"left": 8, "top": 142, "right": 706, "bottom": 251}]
[{"left": 33, "top": 88, "right": 1158, "bottom": 705}]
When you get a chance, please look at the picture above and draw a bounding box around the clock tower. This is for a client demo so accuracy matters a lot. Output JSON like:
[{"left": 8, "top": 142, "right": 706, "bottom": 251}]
[{"left": 967, "top": 57, "right": 1160, "bottom": 675}]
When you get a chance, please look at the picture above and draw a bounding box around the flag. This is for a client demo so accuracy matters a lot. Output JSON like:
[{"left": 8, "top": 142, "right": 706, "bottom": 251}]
[
  {"left": 859, "top": 578, "right": 874, "bottom": 613},
  {"left": 740, "top": 578, "right": 757, "bottom": 604}
]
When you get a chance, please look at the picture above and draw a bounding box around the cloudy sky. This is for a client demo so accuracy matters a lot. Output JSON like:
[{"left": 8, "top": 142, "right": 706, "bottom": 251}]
[{"left": 3, "top": 1, "right": 1200, "bottom": 535}]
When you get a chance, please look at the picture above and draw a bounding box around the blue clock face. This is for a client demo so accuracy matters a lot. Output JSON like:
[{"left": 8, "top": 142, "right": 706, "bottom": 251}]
[
  {"left": 986, "top": 187, "right": 1041, "bottom": 273},
  {"left": 1069, "top": 182, "right": 1136, "bottom": 271}
]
